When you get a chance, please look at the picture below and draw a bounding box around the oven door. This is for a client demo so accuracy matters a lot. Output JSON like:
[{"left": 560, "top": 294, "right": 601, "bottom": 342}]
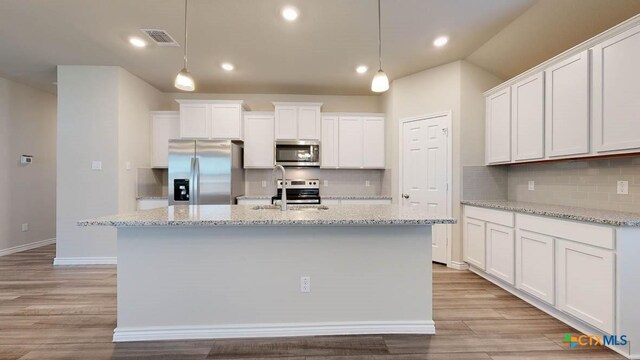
[{"left": 275, "top": 141, "right": 320, "bottom": 167}]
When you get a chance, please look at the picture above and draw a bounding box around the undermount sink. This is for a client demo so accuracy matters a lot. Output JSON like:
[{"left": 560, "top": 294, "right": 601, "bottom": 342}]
[{"left": 251, "top": 205, "right": 329, "bottom": 211}]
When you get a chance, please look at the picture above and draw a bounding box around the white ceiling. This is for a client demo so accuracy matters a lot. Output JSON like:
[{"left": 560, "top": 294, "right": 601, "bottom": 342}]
[{"left": 0, "top": 0, "right": 536, "bottom": 95}]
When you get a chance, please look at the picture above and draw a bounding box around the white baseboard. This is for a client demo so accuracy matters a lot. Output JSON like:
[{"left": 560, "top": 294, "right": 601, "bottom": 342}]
[
  {"left": 113, "top": 320, "right": 436, "bottom": 342},
  {"left": 448, "top": 261, "right": 469, "bottom": 270},
  {"left": 0, "top": 238, "right": 56, "bottom": 257},
  {"left": 53, "top": 257, "right": 117, "bottom": 265}
]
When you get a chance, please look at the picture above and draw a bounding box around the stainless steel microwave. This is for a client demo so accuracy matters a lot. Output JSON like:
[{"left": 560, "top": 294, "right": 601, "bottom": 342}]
[{"left": 275, "top": 140, "right": 320, "bottom": 167}]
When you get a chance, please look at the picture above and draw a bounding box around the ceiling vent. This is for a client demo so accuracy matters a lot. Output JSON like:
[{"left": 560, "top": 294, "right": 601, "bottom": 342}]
[{"left": 140, "top": 29, "right": 179, "bottom": 47}]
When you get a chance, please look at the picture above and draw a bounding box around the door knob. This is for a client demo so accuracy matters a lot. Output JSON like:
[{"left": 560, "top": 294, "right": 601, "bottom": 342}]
[{"left": 403, "top": 194, "right": 409, "bottom": 199}]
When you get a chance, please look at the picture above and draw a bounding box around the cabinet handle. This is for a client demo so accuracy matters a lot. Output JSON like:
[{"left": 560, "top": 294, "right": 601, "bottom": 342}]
[{"left": 403, "top": 194, "right": 409, "bottom": 199}]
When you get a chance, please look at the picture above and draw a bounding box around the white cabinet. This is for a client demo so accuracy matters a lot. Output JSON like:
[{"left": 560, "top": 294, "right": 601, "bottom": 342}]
[
  {"left": 363, "top": 117, "right": 385, "bottom": 168},
  {"left": 340, "top": 199, "right": 391, "bottom": 205},
  {"left": 511, "top": 73, "right": 544, "bottom": 161},
  {"left": 338, "top": 116, "right": 364, "bottom": 168},
  {"left": 178, "top": 100, "right": 245, "bottom": 140},
  {"left": 151, "top": 111, "right": 180, "bottom": 168},
  {"left": 556, "top": 239, "right": 615, "bottom": 334},
  {"left": 244, "top": 113, "right": 275, "bottom": 168},
  {"left": 485, "top": 88, "right": 511, "bottom": 164},
  {"left": 515, "top": 229, "right": 554, "bottom": 304},
  {"left": 592, "top": 24, "right": 640, "bottom": 153},
  {"left": 545, "top": 51, "right": 590, "bottom": 157},
  {"left": 321, "top": 116, "right": 339, "bottom": 168},
  {"left": 237, "top": 198, "right": 271, "bottom": 205},
  {"left": 180, "top": 102, "right": 209, "bottom": 139},
  {"left": 273, "top": 103, "right": 322, "bottom": 140},
  {"left": 337, "top": 116, "right": 385, "bottom": 169},
  {"left": 463, "top": 217, "right": 486, "bottom": 270},
  {"left": 485, "top": 223, "right": 515, "bottom": 285}
]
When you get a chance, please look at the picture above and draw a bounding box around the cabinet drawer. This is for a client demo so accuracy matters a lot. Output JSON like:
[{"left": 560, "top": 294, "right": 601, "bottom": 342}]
[
  {"left": 464, "top": 206, "right": 514, "bottom": 227},
  {"left": 516, "top": 213, "right": 614, "bottom": 250}
]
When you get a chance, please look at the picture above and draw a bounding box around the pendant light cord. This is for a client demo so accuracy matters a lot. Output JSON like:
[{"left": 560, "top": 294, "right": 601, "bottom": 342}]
[
  {"left": 377, "top": 0, "right": 382, "bottom": 70},
  {"left": 183, "top": 0, "right": 188, "bottom": 69}
]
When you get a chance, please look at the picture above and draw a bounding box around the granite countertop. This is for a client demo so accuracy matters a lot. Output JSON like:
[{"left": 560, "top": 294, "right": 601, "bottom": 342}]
[
  {"left": 461, "top": 200, "right": 640, "bottom": 227},
  {"left": 236, "top": 195, "right": 392, "bottom": 200},
  {"left": 78, "top": 204, "right": 456, "bottom": 227}
]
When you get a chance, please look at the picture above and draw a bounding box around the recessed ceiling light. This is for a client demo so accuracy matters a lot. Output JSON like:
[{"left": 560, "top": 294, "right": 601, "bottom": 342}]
[
  {"left": 433, "top": 36, "right": 449, "bottom": 47},
  {"left": 356, "top": 65, "right": 368, "bottom": 74},
  {"left": 129, "top": 36, "right": 147, "bottom": 48},
  {"left": 221, "top": 63, "right": 234, "bottom": 71},
  {"left": 281, "top": 6, "right": 299, "bottom": 21}
]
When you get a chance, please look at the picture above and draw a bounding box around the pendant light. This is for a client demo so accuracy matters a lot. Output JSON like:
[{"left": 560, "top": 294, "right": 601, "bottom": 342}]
[
  {"left": 371, "top": 0, "right": 389, "bottom": 93},
  {"left": 175, "top": 0, "right": 195, "bottom": 91}
]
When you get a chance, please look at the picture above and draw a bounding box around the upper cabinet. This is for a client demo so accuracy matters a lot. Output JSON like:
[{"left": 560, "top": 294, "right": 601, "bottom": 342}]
[
  {"left": 177, "top": 100, "right": 245, "bottom": 140},
  {"left": 244, "top": 112, "right": 275, "bottom": 168},
  {"left": 321, "top": 116, "right": 339, "bottom": 168},
  {"left": 151, "top": 111, "right": 180, "bottom": 168},
  {"left": 273, "top": 102, "right": 322, "bottom": 141},
  {"left": 545, "top": 51, "right": 590, "bottom": 158},
  {"left": 511, "top": 72, "right": 544, "bottom": 161},
  {"left": 485, "top": 88, "right": 511, "bottom": 164},
  {"left": 485, "top": 20, "right": 640, "bottom": 165},
  {"left": 337, "top": 115, "right": 385, "bottom": 169},
  {"left": 592, "top": 24, "right": 640, "bottom": 154}
]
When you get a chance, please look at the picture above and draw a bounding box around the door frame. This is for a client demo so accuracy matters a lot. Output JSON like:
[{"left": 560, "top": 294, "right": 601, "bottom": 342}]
[{"left": 398, "top": 111, "right": 453, "bottom": 266}]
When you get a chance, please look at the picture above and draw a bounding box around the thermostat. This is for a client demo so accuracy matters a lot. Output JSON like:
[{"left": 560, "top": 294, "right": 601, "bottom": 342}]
[{"left": 20, "top": 155, "right": 33, "bottom": 165}]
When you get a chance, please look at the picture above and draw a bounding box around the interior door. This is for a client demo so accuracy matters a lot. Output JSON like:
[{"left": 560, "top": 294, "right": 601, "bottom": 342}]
[{"left": 401, "top": 115, "right": 449, "bottom": 264}]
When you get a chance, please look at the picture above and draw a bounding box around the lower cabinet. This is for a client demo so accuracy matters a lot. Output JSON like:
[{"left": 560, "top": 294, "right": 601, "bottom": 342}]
[
  {"left": 556, "top": 239, "right": 615, "bottom": 334},
  {"left": 515, "top": 229, "right": 555, "bottom": 305},
  {"left": 463, "top": 217, "right": 486, "bottom": 270},
  {"left": 485, "top": 223, "right": 515, "bottom": 285},
  {"left": 236, "top": 199, "right": 271, "bottom": 205},
  {"left": 237, "top": 198, "right": 391, "bottom": 206}
]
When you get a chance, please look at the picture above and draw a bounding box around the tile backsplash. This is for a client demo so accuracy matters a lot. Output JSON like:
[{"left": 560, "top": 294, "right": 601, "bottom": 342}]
[
  {"left": 462, "top": 166, "right": 508, "bottom": 201},
  {"left": 245, "top": 169, "right": 387, "bottom": 197},
  {"left": 508, "top": 156, "right": 640, "bottom": 212}
]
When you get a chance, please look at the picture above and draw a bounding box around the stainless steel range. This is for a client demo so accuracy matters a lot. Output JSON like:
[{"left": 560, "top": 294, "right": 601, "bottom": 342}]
[{"left": 272, "top": 179, "right": 321, "bottom": 205}]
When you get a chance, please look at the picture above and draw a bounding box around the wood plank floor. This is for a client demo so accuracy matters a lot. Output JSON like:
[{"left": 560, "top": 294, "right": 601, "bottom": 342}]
[{"left": 0, "top": 244, "right": 623, "bottom": 359}]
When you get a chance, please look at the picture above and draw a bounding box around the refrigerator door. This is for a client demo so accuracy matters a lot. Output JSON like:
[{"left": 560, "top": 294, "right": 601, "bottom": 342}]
[
  {"left": 195, "top": 140, "right": 232, "bottom": 205},
  {"left": 168, "top": 140, "right": 196, "bottom": 206}
]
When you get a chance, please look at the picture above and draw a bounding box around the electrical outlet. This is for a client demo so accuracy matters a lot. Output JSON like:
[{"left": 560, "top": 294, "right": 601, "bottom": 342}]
[
  {"left": 323, "top": 180, "right": 329, "bottom": 187},
  {"left": 365, "top": 180, "right": 370, "bottom": 187},
  {"left": 528, "top": 180, "right": 535, "bottom": 191},
  {"left": 617, "top": 180, "right": 629, "bottom": 195},
  {"left": 300, "top": 276, "right": 311, "bottom": 293},
  {"left": 21, "top": 223, "right": 28, "bottom": 232},
  {"left": 261, "top": 180, "right": 267, "bottom": 188},
  {"left": 91, "top": 161, "right": 102, "bottom": 171}
]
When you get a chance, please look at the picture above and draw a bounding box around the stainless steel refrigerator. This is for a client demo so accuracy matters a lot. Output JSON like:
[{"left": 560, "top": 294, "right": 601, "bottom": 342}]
[{"left": 168, "top": 140, "right": 244, "bottom": 205}]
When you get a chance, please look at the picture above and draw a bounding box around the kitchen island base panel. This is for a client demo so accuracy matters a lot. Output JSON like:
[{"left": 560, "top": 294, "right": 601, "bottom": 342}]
[{"left": 115, "top": 225, "right": 434, "bottom": 342}]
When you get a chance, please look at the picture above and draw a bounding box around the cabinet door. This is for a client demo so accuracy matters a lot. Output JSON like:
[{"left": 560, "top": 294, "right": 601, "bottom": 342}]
[
  {"left": 321, "top": 116, "right": 339, "bottom": 168},
  {"left": 297, "top": 106, "right": 321, "bottom": 140},
  {"left": 463, "top": 217, "right": 486, "bottom": 270},
  {"left": 363, "top": 117, "right": 385, "bottom": 168},
  {"left": 515, "top": 229, "right": 554, "bottom": 304},
  {"left": 556, "top": 239, "right": 615, "bottom": 333},
  {"left": 592, "top": 24, "right": 640, "bottom": 153},
  {"left": 338, "top": 117, "right": 364, "bottom": 168},
  {"left": 244, "top": 114, "right": 274, "bottom": 168},
  {"left": 512, "top": 73, "right": 545, "bottom": 161},
  {"left": 151, "top": 112, "right": 179, "bottom": 168},
  {"left": 180, "top": 103, "right": 210, "bottom": 139},
  {"left": 211, "top": 104, "right": 242, "bottom": 140},
  {"left": 545, "top": 51, "right": 589, "bottom": 157},
  {"left": 486, "top": 88, "right": 511, "bottom": 164},
  {"left": 486, "top": 223, "right": 515, "bottom": 285},
  {"left": 274, "top": 105, "right": 298, "bottom": 140}
]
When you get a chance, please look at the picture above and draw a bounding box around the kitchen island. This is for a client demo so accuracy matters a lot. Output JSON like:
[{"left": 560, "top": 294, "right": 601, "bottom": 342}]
[{"left": 79, "top": 204, "right": 455, "bottom": 342}]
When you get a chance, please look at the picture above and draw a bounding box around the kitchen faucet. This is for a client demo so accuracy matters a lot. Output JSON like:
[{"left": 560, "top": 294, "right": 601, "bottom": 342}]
[{"left": 273, "top": 165, "right": 287, "bottom": 211}]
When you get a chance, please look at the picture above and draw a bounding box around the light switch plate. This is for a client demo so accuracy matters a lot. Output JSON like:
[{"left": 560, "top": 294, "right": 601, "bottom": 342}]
[
  {"left": 91, "top": 161, "right": 102, "bottom": 171},
  {"left": 125, "top": 161, "right": 131, "bottom": 171},
  {"left": 528, "top": 180, "right": 535, "bottom": 191},
  {"left": 261, "top": 180, "right": 267, "bottom": 188},
  {"left": 323, "top": 180, "right": 329, "bottom": 187},
  {"left": 365, "top": 180, "right": 370, "bottom": 187},
  {"left": 617, "top": 180, "right": 629, "bottom": 195}
]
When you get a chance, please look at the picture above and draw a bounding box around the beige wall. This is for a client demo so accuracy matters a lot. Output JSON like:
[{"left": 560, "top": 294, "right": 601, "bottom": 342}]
[
  {"left": 56, "top": 66, "right": 168, "bottom": 261},
  {"left": 0, "top": 76, "right": 56, "bottom": 253},
  {"left": 164, "top": 92, "right": 382, "bottom": 113}
]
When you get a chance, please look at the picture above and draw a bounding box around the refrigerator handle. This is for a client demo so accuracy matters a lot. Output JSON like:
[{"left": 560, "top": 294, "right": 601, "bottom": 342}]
[
  {"left": 189, "top": 157, "right": 196, "bottom": 206},
  {"left": 193, "top": 157, "right": 200, "bottom": 206}
]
